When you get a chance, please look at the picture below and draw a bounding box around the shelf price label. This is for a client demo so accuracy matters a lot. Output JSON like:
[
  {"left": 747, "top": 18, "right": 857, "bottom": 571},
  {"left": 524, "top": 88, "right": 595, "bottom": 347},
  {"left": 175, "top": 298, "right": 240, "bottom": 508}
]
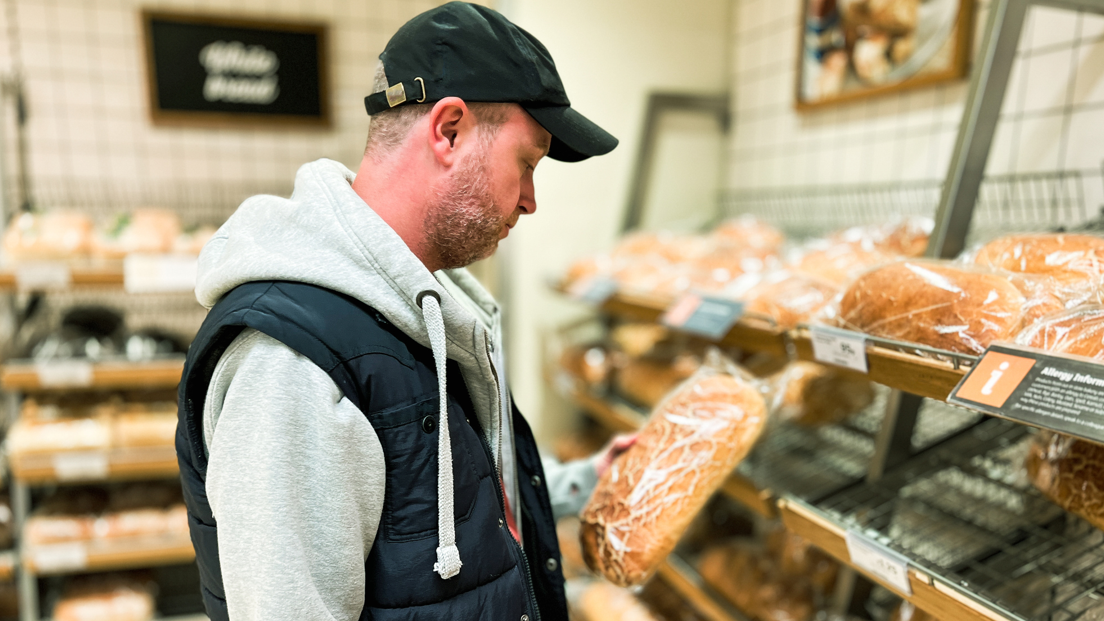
[
  {"left": 810, "top": 326, "right": 869, "bottom": 373},
  {"left": 845, "top": 530, "right": 912, "bottom": 595},
  {"left": 30, "top": 542, "right": 88, "bottom": 573},
  {"left": 34, "top": 360, "right": 94, "bottom": 388},
  {"left": 567, "top": 276, "right": 618, "bottom": 306},
  {"left": 662, "top": 294, "right": 744, "bottom": 341},
  {"left": 52, "top": 451, "right": 110, "bottom": 481},
  {"left": 949, "top": 343, "right": 1104, "bottom": 444},
  {"left": 124, "top": 254, "right": 198, "bottom": 293},
  {"left": 15, "top": 262, "right": 71, "bottom": 290}
]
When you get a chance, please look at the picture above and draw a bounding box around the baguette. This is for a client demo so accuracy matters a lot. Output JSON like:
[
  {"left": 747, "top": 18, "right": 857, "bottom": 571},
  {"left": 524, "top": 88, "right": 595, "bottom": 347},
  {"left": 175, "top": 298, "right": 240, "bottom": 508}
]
[{"left": 581, "top": 355, "right": 767, "bottom": 586}]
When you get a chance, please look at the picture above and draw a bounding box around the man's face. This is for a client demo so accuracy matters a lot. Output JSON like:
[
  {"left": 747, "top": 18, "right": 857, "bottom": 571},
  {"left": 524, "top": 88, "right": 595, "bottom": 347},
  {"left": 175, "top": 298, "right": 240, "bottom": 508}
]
[{"left": 425, "top": 105, "right": 552, "bottom": 270}]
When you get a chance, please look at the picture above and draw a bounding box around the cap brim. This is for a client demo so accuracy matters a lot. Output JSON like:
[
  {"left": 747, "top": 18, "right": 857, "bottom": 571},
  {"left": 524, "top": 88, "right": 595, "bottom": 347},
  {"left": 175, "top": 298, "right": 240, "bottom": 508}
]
[{"left": 524, "top": 105, "right": 618, "bottom": 163}]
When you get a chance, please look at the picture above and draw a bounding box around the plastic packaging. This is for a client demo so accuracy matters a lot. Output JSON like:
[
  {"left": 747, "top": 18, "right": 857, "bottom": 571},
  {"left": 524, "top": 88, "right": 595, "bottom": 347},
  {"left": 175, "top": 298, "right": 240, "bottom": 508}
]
[
  {"left": 1007, "top": 272, "right": 1101, "bottom": 329},
  {"left": 580, "top": 350, "right": 768, "bottom": 587},
  {"left": 1015, "top": 305, "right": 1104, "bottom": 361},
  {"left": 2, "top": 211, "right": 94, "bottom": 261},
  {"left": 614, "top": 354, "right": 700, "bottom": 408},
  {"left": 577, "top": 582, "right": 661, "bottom": 621},
  {"left": 1025, "top": 430, "right": 1104, "bottom": 531},
  {"left": 559, "top": 343, "right": 612, "bottom": 387},
  {"left": 742, "top": 271, "right": 841, "bottom": 328},
  {"left": 91, "top": 209, "right": 182, "bottom": 259},
  {"left": 711, "top": 216, "right": 786, "bottom": 252},
  {"left": 787, "top": 240, "right": 897, "bottom": 285},
  {"left": 972, "top": 233, "right": 1104, "bottom": 281},
  {"left": 834, "top": 260, "right": 1026, "bottom": 355},
  {"left": 830, "top": 216, "right": 933, "bottom": 257},
  {"left": 53, "top": 573, "right": 156, "bottom": 621},
  {"left": 766, "top": 361, "right": 875, "bottom": 427}
]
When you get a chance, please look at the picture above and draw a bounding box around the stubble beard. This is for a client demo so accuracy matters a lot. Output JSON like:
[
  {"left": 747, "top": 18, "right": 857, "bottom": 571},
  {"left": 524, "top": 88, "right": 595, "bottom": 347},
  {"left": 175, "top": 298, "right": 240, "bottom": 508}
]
[{"left": 424, "top": 147, "right": 506, "bottom": 270}]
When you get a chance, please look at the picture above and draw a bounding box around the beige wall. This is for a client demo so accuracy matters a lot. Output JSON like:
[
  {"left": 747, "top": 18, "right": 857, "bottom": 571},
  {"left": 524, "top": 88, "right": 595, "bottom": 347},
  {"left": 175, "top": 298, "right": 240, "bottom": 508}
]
[{"left": 498, "top": 0, "right": 732, "bottom": 443}]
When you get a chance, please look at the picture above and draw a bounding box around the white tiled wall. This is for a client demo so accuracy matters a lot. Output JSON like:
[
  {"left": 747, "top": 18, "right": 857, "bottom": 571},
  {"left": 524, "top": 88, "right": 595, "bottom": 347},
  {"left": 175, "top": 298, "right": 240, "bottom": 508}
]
[
  {"left": 0, "top": 0, "right": 466, "bottom": 221},
  {"left": 726, "top": 0, "right": 1104, "bottom": 191}
]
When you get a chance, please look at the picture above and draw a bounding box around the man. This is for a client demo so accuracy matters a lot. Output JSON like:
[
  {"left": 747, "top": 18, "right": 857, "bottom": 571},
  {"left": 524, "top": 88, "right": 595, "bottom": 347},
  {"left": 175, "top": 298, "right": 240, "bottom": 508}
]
[{"left": 176, "top": 3, "right": 625, "bottom": 620}]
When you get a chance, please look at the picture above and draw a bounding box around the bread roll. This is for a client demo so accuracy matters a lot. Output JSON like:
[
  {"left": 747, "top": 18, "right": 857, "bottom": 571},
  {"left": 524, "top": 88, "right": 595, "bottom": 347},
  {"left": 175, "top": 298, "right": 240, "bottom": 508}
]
[
  {"left": 768, "top": 362, "right": 874, "bottom": 427},
  {"left": 744, "top": 272, "right": 840, "bottom": 328},
  {"left": 581, "top": 358, "right": 767, "bottom": 586},
  {"left": 836, "top": 261, "right": 1026, "bottom": 355},
  {"left": 1016, "top": 305, "right": 1104, "bottom": 361},
  {"left": 974, "top": 233, "right": 1104, "bottom": 281},
  {"left": 1026, "top": 431, "right": 1104, "bottom": 531},
  {"left": 615, "top": 355, "right": 700, "bottom": 409},
  {"left": 578, "top": 583, "right": 661, "bottom": 621}
]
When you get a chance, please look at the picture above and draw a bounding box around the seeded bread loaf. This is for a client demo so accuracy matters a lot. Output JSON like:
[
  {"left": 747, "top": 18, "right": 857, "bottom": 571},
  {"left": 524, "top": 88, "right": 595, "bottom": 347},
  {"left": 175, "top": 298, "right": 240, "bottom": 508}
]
[{"left": 1026, "top": 430, "right": 1104, "bottom": 531}]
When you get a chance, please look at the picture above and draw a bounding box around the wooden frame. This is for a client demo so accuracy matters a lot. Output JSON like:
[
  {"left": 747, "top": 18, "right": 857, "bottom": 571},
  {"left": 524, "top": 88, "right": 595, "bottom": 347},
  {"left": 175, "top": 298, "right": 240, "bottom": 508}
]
[
  {"left": 794, "top": 0, "right": 975, "bottom": 110},
  {"left": 141, "top": 9, "right": 331, "bottom": 129}
]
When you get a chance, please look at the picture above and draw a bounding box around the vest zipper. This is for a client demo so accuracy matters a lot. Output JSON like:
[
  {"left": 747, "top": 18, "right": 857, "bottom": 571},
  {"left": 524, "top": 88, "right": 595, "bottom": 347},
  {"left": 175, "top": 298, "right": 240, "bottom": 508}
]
[{"left": 472, "top": 416, "right": 542, "bottom": 621}]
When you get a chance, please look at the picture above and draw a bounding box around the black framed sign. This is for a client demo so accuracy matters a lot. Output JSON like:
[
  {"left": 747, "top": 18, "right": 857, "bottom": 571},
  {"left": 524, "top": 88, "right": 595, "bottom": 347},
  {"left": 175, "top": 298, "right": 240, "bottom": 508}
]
[{"left": 142, "top": 10, "right": 330, "bottom": 128}]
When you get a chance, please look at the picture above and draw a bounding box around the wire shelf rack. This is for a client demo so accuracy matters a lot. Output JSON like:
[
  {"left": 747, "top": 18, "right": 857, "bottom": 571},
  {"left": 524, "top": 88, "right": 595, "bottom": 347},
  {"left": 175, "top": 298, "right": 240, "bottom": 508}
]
[
  {"left": 815, "top": 416, "right": 1104, "bottom": 621},
  {"left": 718, "top": 168, "right": 1104, "bottom": 245}
]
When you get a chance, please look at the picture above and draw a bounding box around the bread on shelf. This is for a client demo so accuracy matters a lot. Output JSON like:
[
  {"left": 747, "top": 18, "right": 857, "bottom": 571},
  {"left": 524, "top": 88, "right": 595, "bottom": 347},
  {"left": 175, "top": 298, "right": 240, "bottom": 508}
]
[
  {"left": 973, "top": 233, "right": 1104, "bottom": 281},
  {"left": 578, "top": 582, "right": 662, "bottom": 621},
  {"left": 1016, "top": 305, "right": 1104, "bottom": 361},
  {"left": 2, "top": 211, "right": 94, "bottom": 262},
  {"left": 743, "top": 271, "right": 840, "bottom": 329},
  {"left": 835, "top": 261, "right": 1026, "bottom": 355},
  {"left": 580, "top": 352, "right": 767, "bottom": 587},
  {"left": 767, "top": 361, "right": 875, "bottom": 427},
  {"left": 1026, "top": 430, "right": 1104, "bottom": 532},
  {"left": 614, "top": 354, "right": 700, "bottom": 409},
  {"left": 53, "top": 573, "right": 156, "bottom": 621}
]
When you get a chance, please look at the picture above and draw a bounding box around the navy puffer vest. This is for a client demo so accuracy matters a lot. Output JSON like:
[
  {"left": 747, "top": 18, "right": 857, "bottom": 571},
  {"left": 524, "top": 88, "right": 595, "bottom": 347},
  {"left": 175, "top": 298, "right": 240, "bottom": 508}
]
[{"left": 176, "top": 281, "right": 568, "bottom": 621}]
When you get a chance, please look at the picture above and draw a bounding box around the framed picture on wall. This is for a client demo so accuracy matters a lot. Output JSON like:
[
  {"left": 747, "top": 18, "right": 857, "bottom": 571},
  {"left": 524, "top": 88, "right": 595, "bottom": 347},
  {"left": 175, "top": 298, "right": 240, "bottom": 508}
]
[
  {"left": 795, "top": 0, "right": 974, "bottom": 110},
  {"left": 142, "top": 10, "right": 331, "bottom": 128}
]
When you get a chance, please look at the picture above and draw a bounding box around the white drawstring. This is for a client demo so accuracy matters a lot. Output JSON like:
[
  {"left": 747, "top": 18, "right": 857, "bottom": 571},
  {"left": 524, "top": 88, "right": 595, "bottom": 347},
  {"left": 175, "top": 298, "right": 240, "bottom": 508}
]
[{"left": 419, "top": 291, "right": 462, "bottom": 580}]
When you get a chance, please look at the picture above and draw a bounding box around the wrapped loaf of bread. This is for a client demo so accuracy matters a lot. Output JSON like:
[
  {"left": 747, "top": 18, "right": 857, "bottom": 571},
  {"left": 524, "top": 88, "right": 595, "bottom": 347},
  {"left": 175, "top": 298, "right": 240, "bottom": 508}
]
[
  {"left": 698, "top": 538, "right": 825, "bottom": 621},
  {"left": 578, "top": 582, "right": 662, "bottom": 621},
  {"left": 615, "top": 354, "right": 700, "bottom": 408},
  {"left": 1025, "top": 430, "right": 1104, "bottom": 531},
  {"left": 789, "top": 241, "right": 896, "bottom": 285},
  {"left": 711, "top": 216, "right": 785, "bottom": 252},
  {"left": 1016, "top": 305, "right": 1104, "bottom": 360},
  {"left": 53, "top": 573, "right": 156, "bottom": 621},
  {"left": 559, "top": 344, "right": 611, "bottom": 387},
  {"left": 973, "top": 233, "right": 1104, "bottom": 281},
  {"left": 91, "top": 209, "right": 182, "bottom": 258},
  {"left": 767, "top": 362, "right": 875, "bottom": 427},
  {"left": 744, "top": 271, "right": 840, "bottom": 328},
  {"left": 830, "top": 217, "right": 933, "bottom": 258},
  {"left": 836, "top": 261, "right": 1026, "bottom": 355},
  {"left": 3, "top": 211, "right": 93, "bottom": 261},
  {"left": 581, "top": 352, "right": 767, "bottom": 586}
]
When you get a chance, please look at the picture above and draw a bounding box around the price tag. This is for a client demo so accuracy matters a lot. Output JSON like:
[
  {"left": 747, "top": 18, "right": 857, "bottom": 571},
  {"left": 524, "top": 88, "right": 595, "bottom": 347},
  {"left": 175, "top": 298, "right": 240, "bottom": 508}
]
[
  {"left": 845, "top": 530, "right": 912, "bottom": 595},
  {"left": 15, "top": 262, "right": 71, "bottom": 290},
  {"left": 661, "top": 294, "right": 744, "bottom": 341},
  {"left": 124, "top": 254, "right": 198, "bottom": 293},
  {"left": 34, "top": 360, "right": 94, "bottom": 388},
  {"left": 30, "top": 543, "right": 87, "bottom": 573},
  {"left": 567, "top": 276, "right": 618, "bottom": 306},
  {"left": 810, "top": 326, "right": 869, "bottom": 373},
  {"left": 52, "top": 451, "right": 110, "bottom": 481},
  {"left": 950, "top": 343, "right": 1104, "bottom": 444}
]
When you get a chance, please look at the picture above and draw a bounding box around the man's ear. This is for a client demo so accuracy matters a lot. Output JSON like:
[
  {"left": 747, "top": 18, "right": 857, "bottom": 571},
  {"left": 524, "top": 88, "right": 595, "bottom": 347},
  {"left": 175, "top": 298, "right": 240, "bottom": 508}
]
[{"left": 428, "top": 97, "right": 475, "bottom": 167}]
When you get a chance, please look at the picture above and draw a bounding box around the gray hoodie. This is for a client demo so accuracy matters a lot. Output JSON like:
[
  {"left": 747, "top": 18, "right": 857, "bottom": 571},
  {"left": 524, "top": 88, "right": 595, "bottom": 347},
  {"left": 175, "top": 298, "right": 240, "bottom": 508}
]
[{"left": 195, "top": 158, "right": 597, "bottom": 620}]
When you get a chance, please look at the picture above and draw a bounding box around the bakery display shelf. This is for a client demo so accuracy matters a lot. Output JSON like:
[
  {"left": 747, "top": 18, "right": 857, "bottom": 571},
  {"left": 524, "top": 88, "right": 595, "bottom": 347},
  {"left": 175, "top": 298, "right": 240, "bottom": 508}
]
[
  {"left": 0, "top": 263, "right": 125, "bottom": 290},
  {"left": 0, "top": 356, "right": 185, "bottom": 392},
  {"left": 22, "top": 531, "right": 194, "bottom": 576},
  {"left": 11, "top": 445, "right": 179, "bottom": 485},
  {"left": 782, "top": 417, "right": 1104, "bottom": 621},
  {"left": 656, "top": 555, "right": 752, "bottom": 621}
]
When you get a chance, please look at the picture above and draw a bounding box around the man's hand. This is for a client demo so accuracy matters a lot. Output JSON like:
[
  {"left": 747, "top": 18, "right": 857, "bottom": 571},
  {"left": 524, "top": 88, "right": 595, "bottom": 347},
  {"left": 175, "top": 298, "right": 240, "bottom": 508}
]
[{"left": 593, "top": 434, "right": 637, "bottom": 478}]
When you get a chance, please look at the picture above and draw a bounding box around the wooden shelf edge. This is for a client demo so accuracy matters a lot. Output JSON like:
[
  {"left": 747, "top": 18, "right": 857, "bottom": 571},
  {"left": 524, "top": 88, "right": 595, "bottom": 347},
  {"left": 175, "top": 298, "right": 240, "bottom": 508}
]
[
  {"left": 11, "top": 446, "right": 180, "bottom": 486},
  {"left": 657, "top": 556, "right": 751, "bottom": 621},
  {"left": 778, "top": 499, "right": 1010, "bottom": 621},
  {"left": 24, "top": 535, "right": 195, "bottom": 576},
  {"left": 0, "top": 358, "right": 185, "bottom": 391}
]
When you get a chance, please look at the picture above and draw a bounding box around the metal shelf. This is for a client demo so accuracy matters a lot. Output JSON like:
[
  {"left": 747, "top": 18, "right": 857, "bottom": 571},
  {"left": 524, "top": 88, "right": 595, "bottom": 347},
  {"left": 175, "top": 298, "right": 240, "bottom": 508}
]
[
  {"left": 10, "top": 445, "right": 179, "bottom": 485},
  {"left": 656, "top": 556, "right": 752, "bottom": 621},
  {"left": 0, "top": 357, "right": 185, "bottom": 392},
  {"left": 22, "top": 531, "right": 194, "bottom": 576}
]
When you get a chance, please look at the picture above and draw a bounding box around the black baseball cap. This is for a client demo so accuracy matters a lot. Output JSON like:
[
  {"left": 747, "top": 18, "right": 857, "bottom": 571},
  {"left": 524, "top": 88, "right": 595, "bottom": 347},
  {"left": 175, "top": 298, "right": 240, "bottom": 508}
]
[{"left": 364, "top": 2, "right": 618, "bottom": 163}]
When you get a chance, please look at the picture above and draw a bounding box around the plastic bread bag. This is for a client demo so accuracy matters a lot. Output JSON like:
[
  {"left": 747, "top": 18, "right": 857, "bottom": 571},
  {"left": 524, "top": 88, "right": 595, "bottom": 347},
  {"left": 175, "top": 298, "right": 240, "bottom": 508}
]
[
  {"left": 1025, "top": 430, "right": 1104, "bottom": 531},
  {"left": 614, "top": 353, "right": 701, "bottom": 409},
  {"left": 740, "top": 270, "right": 841, "bottom": 329},
  {"left": 1014, "top": 304, "right": 1104, "bottom": 361},
  {"left": 1007, "top": 272, "right": 1103, "bottom": 329},
  {"left": 970, "top": 232, "right": 1104, "bottom": 282},
  {"left": 828, "top": 216, "right": 934, "bottom": 258},
  {"left": 709, "top": 215, "right": 786, "bottom": 254},
  {"left": 53, "top": 572, "right": 157, "bottom": 621},
  {"left": 2, "top": 210, "right": 93, "bottom": 262},
  {"left": 580, "top": 349, "right": 768, "bottom": 587},
  {"left": 785, "top": 238, "right": 899, "bottom": 286},
  {"left": 832, "top": 260, "right": 1028, "bottom": 355},
  {"left": 764, "top": 361, "right": 875, "bottom": 427}
]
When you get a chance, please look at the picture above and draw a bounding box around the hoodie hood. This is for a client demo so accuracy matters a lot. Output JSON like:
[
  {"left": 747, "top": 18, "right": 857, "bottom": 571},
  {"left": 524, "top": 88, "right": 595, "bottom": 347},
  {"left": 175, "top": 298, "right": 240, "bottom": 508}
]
[{"left": 196, "top": 158, "right": 508, "bottom": 580}]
